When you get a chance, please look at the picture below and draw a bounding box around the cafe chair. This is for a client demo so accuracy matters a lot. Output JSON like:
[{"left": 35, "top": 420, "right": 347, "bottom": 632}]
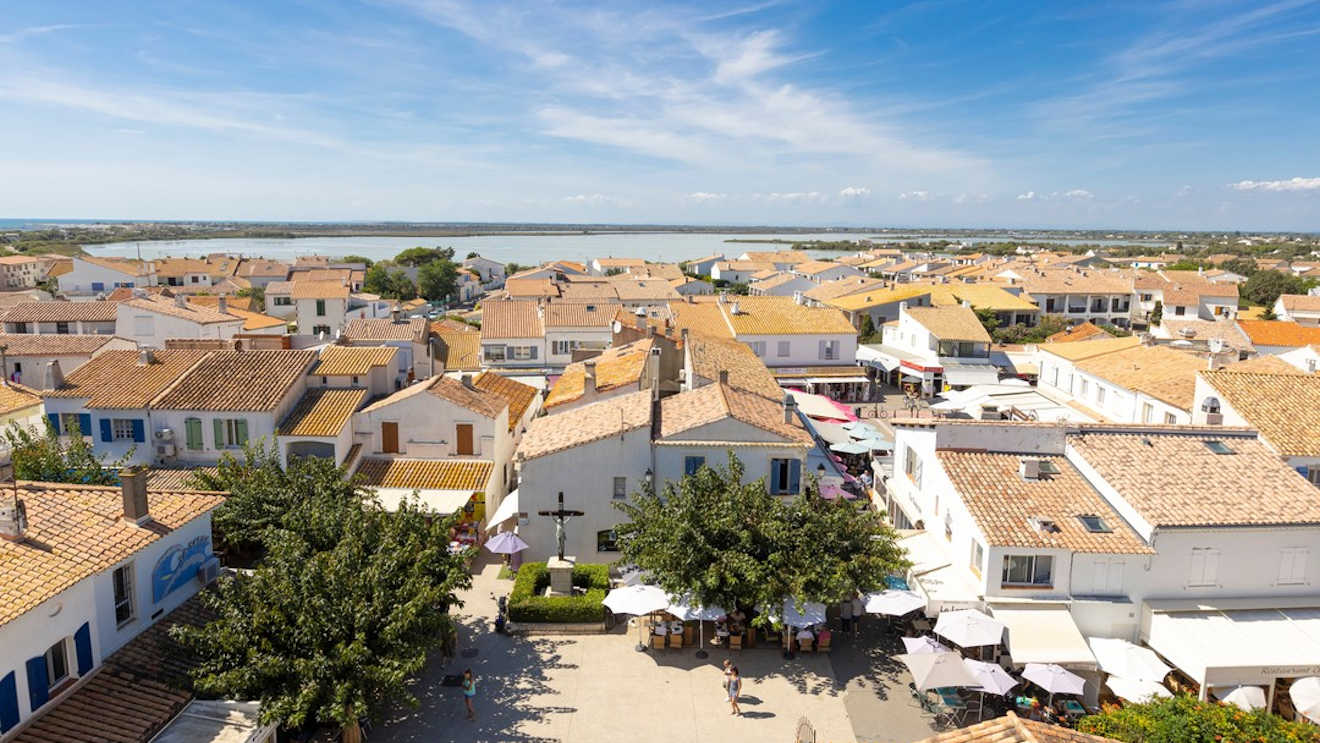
[
  {"left": 668, "top": 633, "right": 684, "bottom": 649},
  {"left": 729, "top": 634, "right": 743, "bottom": 650},
  {"left": 798, "top": 637, "right": 814, "bottom": 653},
  {"left": 651, "top": 634, "right": 666, "bottom": 651}
]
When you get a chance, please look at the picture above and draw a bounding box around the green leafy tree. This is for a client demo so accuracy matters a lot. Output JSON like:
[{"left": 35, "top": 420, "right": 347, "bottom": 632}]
[
  {"left": 1077, "top": 695, "right": 1320, "bottom": 743},
  {"left": 858, "top": 313, "right": 879, "bottom": 342},
  {"left": 417, "top": 258, "right": 459, "bottom": 302},
  {"left": 172, "top": 488, "right": 471, "bottom": 739},
  {"left": 4, "top": 420, "right": 131, "bottom": 484},
  {"left": 394, "top": 246, "right": 455, "bottom": 267},
  {"left": 363, "top": 262, "right": 393, "bottom": 295},
  {"left": 505, "top": 262, "right": 525, "bottom": 277},
  {"left": 388, "top": 270, "right": 418, "bottom": 301},
  {"left": 1150, "top": 300, "right": 1163, "bottom": 326},
  {"left": 465, "top": 251, "right": 479, "bottom": 259},
  {"left": 991, "top": 314, "right": 1069, "bottom": 344},
  {"left": 974, "top": 307, "right": 1000, "bottom": 336},
  {"left": 235, "top": 286, "right": 265, "bottom": 304},
  {"left": 1242, "top": 270, "right": 1314, "bottom": 308},
  {"left": 613, "top": 453, "right": 908, "bottom": 623},
  {"left": 339, "top": 254, "right": 374, "bottom": 268},
  {"left": 1219, "top": 257, "right": 1258, "bottom": 278}
]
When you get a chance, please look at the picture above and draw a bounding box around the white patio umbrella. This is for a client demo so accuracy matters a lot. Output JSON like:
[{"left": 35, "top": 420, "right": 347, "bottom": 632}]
[
  {"left": 1022, "top": 663, "right": 1086, "bottom": 700},
  {"left": 1087, "top": 637, "right": 1172, "bottom": 682},
  {"left": 776, "top": 599, "right": 828, "bottom": 627},
  {"left": 964, "top": 658, "right": 1019, "bottom": 720},
  {"left": 934, "top": 609, "right": 1005, "bottom": 648},
  {"left": 666, "top": 594, "right": 726, "bottom": 659},
  {"left": 897, "top": 651, "right": 981, "bottom": 691},
  {"left": 1290, "top": 677, "right": 1320, "bottom": 722},
  {"left": 1105, "top": 676, "right": 1172, "bottom": 703},
  {"left": 483, "top": 531, "right": 529, "bottom": 555},
  {"left": 1219, "top": 685, "right": 1267, "bottom": 711},
  {"left": 604, "top": 585, "right": 671, "bottom": 652},
  {"left": 864, "top": 590, "right": 926, "bottom": 617},
  {"left": 903, "top": 636, "right": 952, "bottom": 654}
]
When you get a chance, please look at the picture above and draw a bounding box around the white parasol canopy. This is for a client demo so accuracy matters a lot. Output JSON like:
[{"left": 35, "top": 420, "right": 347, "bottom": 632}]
[
  {"left": 666, "top": 595, "right": 726, "bottom": 621},
  {"left": 483, "top": 531, "right": 529, "bottom": 555},
  {"left": 1105, "top": 676, "right": 1172, "bottom": 703},
  {"left": 896, "top": 651, "right": 980, "bottom": 691},
  {"left": 1022, "top": 663, "right": 1086, "bottom": 696},
  {"left": 864, "top": 590, "right": 926, "bottom": 616},
  {"left": 903, "top": 636, "right": 952, "bottom": 654},
  {"left": 964, "top": 659, "right": 1019, "bottom": 696},
  {"left": 770, "top": 599, "right": 827, "bottom": 627},
  {"left": 934, "top": 609, "right": 1005, "bottom": 648},
  {"left": 1088, "top": 637, "right": 1172, "bottom": 682},
  {"left": 603, "top": 585, "right": 670, "bottom": 616},
  {"left": 1290, "top": 677, "right": 1320, "bottom": 722},
  {"left": 1219, "top": 685, "right": 1267, "bottom": 711}
]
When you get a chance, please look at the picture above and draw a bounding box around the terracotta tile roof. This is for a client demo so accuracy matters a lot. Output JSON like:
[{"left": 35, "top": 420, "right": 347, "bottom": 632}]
[
  {"left": 1279, "top": 294, "right": 1320, "bottom": 312},
  {"left": 1238, "top": 320, "right": 1320, "bottom": 348},
  {"left": 355, "top": 457, "right": 493, "bottom": 491},
  {"left": 342, "top": 316, "right": 428, "bottom": 343},
  {"left": 481, "top": 301, "right": 545, "bottom": 339},
  {"left": 545, "top": 339, "right": 652, "bottom": 409},
  {"left": 46, "top": 349, "right": 211, "bottom": 407},
  {"left": 504, "top": 277, "right": 560, "bottom": 298},
  {"left": 921, "top": 284, "right": 1040, "bottom": 312},
  {"left": 938, "top": 451, "right": 1151, "bottom": 554},
  {"left": 238, "top": 259, "right": 290, "bottom": 279},
  {"left": 906, "top": 305, "right": 992, "bottom": 342},
  {"left": 222, "top": 306, "right": 286, "bottom": 331},
  {"left": 1038, "top": 335, "right": 1141, "bottom": 361},
  {"left": 740, "top": 250, "right": 811, "bottom": 264},
  {"left": 794, "top": 260, "right": 851, "bottom": 276},
  {"left": 152, "top": 349, "right": 316, "bottom": 411},
  {"left": 1047, "top": 322, "right": 1106, "bottom": 343},
  {"left": 1075, "top": 345, "right": 1206, "bottom": 410},
  {"left": 826, "top": 286, "right": 932, "bottom": 312},
  {"left": 295, "top": 267, "right": 356, "bottom": 283},
  {"left": 1220, "top": 354, "right": 1297, "bottom": 373},
  {"left": 1158, "top": 319, "right": 1254, "bottom": 350},
  {"left": 0, "top": 254, "right": 44, "bottom": 266},
  {"left": 544, "top": 301, "right": 621, "bottom": 328},
  {"left": 125, "top": 295, "right": 240, "bottom": 325},
  {"left": 1200, "top": 368, "right": 1320, "bottom": 456},
  {"left": 2, "top": 300, "right": 119, "bottom": 323},
  {"left": 0, "top": 481, "right": 223, "bottom": 626},
  {"left": 312, "top": 345, "right": 398, "bottom": 376},
  {"left": 913, "top": 711, "right": 1122, "bottom": 743},
  {"left": 670, "top": 301, "right": 735, "bottom": 339},
  {"left": 722, "top": 295, "right": 856, "bottom": 335},
  {"left": 686, "top": 333, "right": 783, "bottom": 398},
  {"left": 472, "top": 371, "right": 538, "bottom": 430},
  {"left": 287, "top": 279, "right": 350, "bottom": 300},
  {"left": 611, "top": 279, "right": 682, "bottom": 302},
  {"left": 80, "top": 254, "right": 151, "bottom": 276},
  {"left": 0, "top": 332, "right": 119, "bottom": 355},
  {"left": 660, "top": 382, "right": 812, "bottom": 443},
  {"left": 144, "top": 466, "right": 218, "bottom": 490},
  {"left": 152, "top": 257, "right": 210, "bottom": 277},
  {"left": 519, "top": 390, "right": 652, "bottom": 460},
  {"left": 750, "top": 272, "right": 805, "bottom": 291},
  {"left": 750, "top": 268, "right": 780, "bottom": 281},
  {"left": 434, "top": 330, "right": 482, "bottom": 371},
  {"left": 1017, "top": 268, "right": 1134, "bottom": 295},
  {"left": 595, "top": 257, "right": 647, "bottom": 268},
  {"left": 185, "top": 294, "right": 256, "bottom": 312},
  {"left": 264, "top": 280, "right": 294, "bottom": 295},
  {"left": 1068, "top": 428, "right": 1320, "bottom": 527},
  {"left": 426, "top": 376, "right": 507, "bottom": 419},
  {"left": 628, "top": 263, "right": 684, "bottom": 281},
  {"left": 0, "top": 381, "right": 41, "bottom": 415},
  {"left": 279, "top": 387, "right": 366, "bottom": 436},
  {"left": 560, "top": 281, "right": 620, "bottom": 301},
  {"left": 804, "top": 276, "right": 887, "bottom": 302},
  {"left": 715, "top": 260, "right": 776, "bottom": 273}
]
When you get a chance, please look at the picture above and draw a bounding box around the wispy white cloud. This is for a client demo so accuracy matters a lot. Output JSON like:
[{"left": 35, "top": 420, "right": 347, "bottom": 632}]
[
  {"left": 0, "top": 24, "right": 84, "bottom": 44},
  {"left": 1063, "top": 189, "right": 1094, "bottom": 200},
  {"left": 759, "top": 191, "right": 824, "bottom": 202},
  {"left": 1016, "top": 191, "right": 1037, "bottom": 200},
  {"left": 686, "top": 191, "right": 727, "bottom": 202},
  {"left": 840, "top": 186, "right": 871, "bottom": 198},
  {"left": 1229, "top": 177, "right": 1320, "bottom": 192},
  {"left": 898, "top": 190, "right": 930, "bottom": 201}
]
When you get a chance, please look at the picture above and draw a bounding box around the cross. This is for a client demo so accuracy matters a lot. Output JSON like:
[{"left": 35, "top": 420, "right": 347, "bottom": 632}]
[{"left": 537, "top": 491, "right": 585, "bottom": 561}]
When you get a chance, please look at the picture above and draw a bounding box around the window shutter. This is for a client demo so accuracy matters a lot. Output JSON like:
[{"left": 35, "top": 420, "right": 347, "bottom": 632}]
[
  {"left": 819, "top": 340, "right": 827, "bottom": 359},
  {"left": 529, "top": 346, "right": 538, "bottom": 359},
  {"left": 73, "top": 623, "right": 93, "bottom": 675},
  {"left": 100, "top": 419, "right": 113, "bottom": 443},
  {"left": 235, "top": 419, "right": 249, "bottom": 445},
  {"left": 46, "top": 413, "right": 60, "bottom": 434},
  {"left": 186, "top": 418, "right": 203, "bottom": 450},
  {"left": 131, "top": 419, "right": 146, "bottom": 443},
  {"left": 213, "top": 419, "right": 225, "bottom": 447},
  {"left": 769, "top": 460, "right": 783, "bottom": 493},
  {"left": 0, "top": 671, "right": 18, "bottom": 734},
  {"left": 505, "top": 345, "right": 514, "bottom": 358},
  {"left": 788, "top": 458, "right": 801, "bottom": 493},
  {"left": 24, "top": 656, "right": 48, "bottom": 711},
  {"left": 77, "top": 414, "right": 91, "bottom": 435}
]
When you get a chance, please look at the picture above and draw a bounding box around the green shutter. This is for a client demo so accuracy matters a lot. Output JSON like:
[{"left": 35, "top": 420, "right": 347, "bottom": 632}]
[
  {"left": 213, "top": 418, "right": 225, "bottom": 448},
  {"left": 185, "top": 418, "right": 203, "bottom": 450},
  {"left": 235, "top": 419, "right": 249, "bottom": 445}
]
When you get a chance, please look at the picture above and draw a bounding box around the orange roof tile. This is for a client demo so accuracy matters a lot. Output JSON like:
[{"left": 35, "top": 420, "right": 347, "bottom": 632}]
[
  {"left": 355, "top": 457, "right": 493, "bottom": 491},
  {"left": 312, "top": 345, "right": 398, "bottom": 376},
  {"left": 278, "top": 387, "right": 366, "bottom": 436},
  {"left": 46, "top": 349, "right": 211, "bottom": 408},
  {"left": 1237, "top": 320, "right": 1320, "bottom": 348},
  {"left": 519, "top": 390, "right": 652, "bottom": 460},
  {"left": 659, "top": 382, "right": 812, "bottom": 443},
  {"left": 152, "top": 350, "right": 316, "bottom": 412},
  {"left": 472, "top": 371, "right": 538, "bottom": 430},
  {"left": 545, "top": 339, "right": 651, "bottom": 409}
]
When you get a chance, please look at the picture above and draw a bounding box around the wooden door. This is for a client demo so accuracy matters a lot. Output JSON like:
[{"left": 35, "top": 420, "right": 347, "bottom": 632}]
[
  {"left": 382, "top": 421, "right": 399, "bottom": 453},
  {"left": 456, "top": 424, "right": 474, "bottom": 455}
]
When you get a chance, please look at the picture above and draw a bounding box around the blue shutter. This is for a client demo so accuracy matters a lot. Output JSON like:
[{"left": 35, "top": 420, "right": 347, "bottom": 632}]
[
  {"left": 529, "top": 346, "right": 538, "bottom": 359},
  {"left": 788, "top": 459, "right": 802, "bottom": 494},
  {"left": 24, "top": 656, "right": 48, "bottom": 711},
  {"left": 77, "top": 414, "right": 91, "bottom": 436},
  {"left": 131, "top": 419, "right": 146, "bottom": 443},
  {"left": 770, "top": 461, "right": 783, "bottom": 493},
  {"left": 73, "top": 623, "right": 93, "bottom": 675},
  {"left": 0, "top": 671, "right": 18, "bottom": 733},
  {"left": 90, "top": 282, "right": 104, "bottom": 292},
  {"left": 47, "top": 413, "right": 60, "bottom": 434},
  {"left": 100, "top": 418, "right": 113, "bottom": 442}
]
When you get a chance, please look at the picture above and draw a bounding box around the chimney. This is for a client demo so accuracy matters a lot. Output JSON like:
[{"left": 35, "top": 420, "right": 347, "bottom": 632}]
[
  {"left": 43, "top": 359, "right": 64, "bottom": 390},
  {"left": 461, "top": 373, "right": 475, "bottom": 390},
  {"left": 583, "top": 358, "right": 597, "bottom": 387},
  {"left": 783, "top": 392, "right": 797, "bottom": 424},
  {"left": 119, "top": 467, "right": 150, "bottom": 525},
  {"left": 175, "top": 294, "right": 188, "bottom": 308},
  {"left": 898, "top": 301, "right": 909, "bottom": 313},
  {"left": 391, "top": 307, "right": 401, "bottom": 323},
  {"left": 718, "top": 369, "right": 729, "bottom": 385},
  {"left": 0, "top": 486, "right": 26, "bottom": 543},
  {"left": 730, "top": 301, "right": 741, "bottom": 315},
  {"left": 138, "top": 348, "right": 155, "bottom": 365},
  {"left": 217, "top": 295, "right": 228, "bottom": 314},
  {"left": 648, "top": 346, "right": 662, "bottom": 397}
]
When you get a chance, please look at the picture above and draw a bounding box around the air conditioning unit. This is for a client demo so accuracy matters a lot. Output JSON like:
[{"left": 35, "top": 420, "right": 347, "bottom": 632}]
[
  {"left": 197, "top": 556, "right": 221, "bottom": 585},
  {"left": 154, "top": 428, "right": 174, "bottom": 442},
  {"left": 156, "top": 442, "right": 176, "bottom": 458}
]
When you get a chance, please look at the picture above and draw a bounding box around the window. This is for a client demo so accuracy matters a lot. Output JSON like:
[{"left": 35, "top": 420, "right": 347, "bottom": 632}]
[
  {"left": 819, "top": 340, "right": 839, "bottom": 360},
  {"left": 612, "top": 476, "right": 627, "bottom": 499},
  {"left": 1001, "top": 555, "right": 1053, "bottom": 587},
  {"left": 483, "top": 345, "right": 506, "bottom": 362},
  {"left": 13, "top": 321, "right": 28, "bottom": 333},
  {"left": 274, "top": 296, "right": 293, "bottom": 306},
  {"left": 315, "top": 299, "right": 326, "bottom": 316},
  {"left": 1079, "top": 379, "right": 1089, "bottom": 396},
  {"left": 1279, "top": 547, "right": 1309, "bottom": 585},
  {"left": 1309, "top": 466, "right": 1320, "bottom": 485},
  {"left": 970, "top": 541, "right": 984, "bottom": 576},
  {"left": 769, "top": 457, "right": 801, "bottom": 494},
  {"left": 683, "top": 456, "right": 705, "bottom": 476},
  {"left": 902, "top": 446, "right": 923, "bottom": 487},
  {"left": 597, "top": 529, "right": 619, "bottom": 552},
  {"left": 1095, "top": 387, "right": 1106, "bottom": 405},
  {"left": 943, "top": 511, "right": 952, "bottom": 541},
  {"left": 1174, "top": 306, "right": 1186, "bottom": 316},
  {"left": 185, "top": 417, "right": 203, "bottom": 450},
  {"left": 55, "top": 322, "right": 69, "bottom": 334},
  {"left": 214, "top": 418, "right": 249, "bottom": 448},
  {"left": 511, "top": 345, "right": 536, "bottom": 361},
  {"left": 777, "top": 340, "right": 791, "bottom": 358},
  {"left": 1188, "top": 547, "right": 1219, "bottom": 587},
  {"left": 190, "top": 275, "right": 200, "bottom": 284},
  {"left": 1141, "top": 293, "right": 1152, "bottom": 302},
  {"left": 1087, "top": 559, "right": 1125, "bottom": 596},
  {"left": 746, "top": 341, "right": 766, "bottom": 356},
  {"left": 1204, "top": 440, "right": 1235, "bottom": 455},
  {"left": 312, "top": 324, "right": 331, "bottom": 336},
  {"left": 1163, "top": 412, "right": 1177, "bottom": 424},
  {"left": 112, "top": 564, "right": 135, "bottom": 626},
  {"left": 552, "top": 340, "right": 571, "bottom": 355},
  {"left": 45, "top": 639, "right": 69, "bottom": 690},
  {"left": 90, "top": 282, "right": 104, "bottom": 292},
  {"left": 112, "top": 419, "right": 136, "bottom": 441},
  {"left": 1141, "top": 402, "right": 1154, "bottom": 423}
]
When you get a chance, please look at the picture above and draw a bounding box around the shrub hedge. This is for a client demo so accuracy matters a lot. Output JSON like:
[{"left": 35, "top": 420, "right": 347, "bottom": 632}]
[{"left": 507, "top": 561, "right": 610, "bottom": 623}]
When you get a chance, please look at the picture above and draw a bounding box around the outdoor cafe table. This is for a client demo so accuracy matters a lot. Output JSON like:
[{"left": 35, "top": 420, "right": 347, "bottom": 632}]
[{"left": 1060, "top": 699, "right": 1087, "bottom": 720}]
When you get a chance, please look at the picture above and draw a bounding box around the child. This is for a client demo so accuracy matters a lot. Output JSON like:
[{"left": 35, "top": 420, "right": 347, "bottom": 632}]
[
  {"left": 461, "top": 668, "right": 477, "bottom": 721},
  {"left": 728, "top": 666, "right": 742, "bottom": 716}
]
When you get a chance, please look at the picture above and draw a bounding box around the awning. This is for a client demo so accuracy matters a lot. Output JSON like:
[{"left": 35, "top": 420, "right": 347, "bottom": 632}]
[
  {"left": 900, "top": 531, "right": 983, "bottom": 617},
  {"left": 992, "top": 604, "right": 1097, "bottom": 669},
  {"left": 1145, "top": 605, "right": 1320, "bottom": 688},
  {"left": 486, "top": 489, "right": 519, "bottom": 530},
  {"left": 942, "top": 364, "right": 1001, "bottom": 386},
  {"left": 787, "top": 390, "right": 856, "bottom": 421},
  {"left": 810, "top": 420, "right": 853, "bottom": 445},
  {"left": 806, "top": 376, "right": 870, "bottom": 385},
  {"left": 371, "top": 487, "right": 474, "bottom": 514}
]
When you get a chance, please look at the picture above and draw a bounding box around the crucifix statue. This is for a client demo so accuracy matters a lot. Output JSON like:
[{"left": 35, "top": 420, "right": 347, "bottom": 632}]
[{"left": 537, "top": 492, "right": 584, "bottom": 561}]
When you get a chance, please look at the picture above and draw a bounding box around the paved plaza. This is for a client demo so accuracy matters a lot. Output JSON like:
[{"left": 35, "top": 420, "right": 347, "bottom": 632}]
[{"left": 377, "top": 555, "right": 941, "bottom": 743}]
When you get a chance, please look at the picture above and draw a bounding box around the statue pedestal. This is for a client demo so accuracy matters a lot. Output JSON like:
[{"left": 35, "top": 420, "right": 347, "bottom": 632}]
[{"left": 547, "top": 556, "right": 576, "bottom": 597}]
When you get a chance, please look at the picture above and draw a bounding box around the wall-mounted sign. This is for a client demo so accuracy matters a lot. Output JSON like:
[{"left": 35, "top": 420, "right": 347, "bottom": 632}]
[{"left": 152, "top": 536, "right": 210, "bottom": 604}]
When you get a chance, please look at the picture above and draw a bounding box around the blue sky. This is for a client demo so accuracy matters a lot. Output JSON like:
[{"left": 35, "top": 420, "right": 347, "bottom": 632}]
[{"left": 1, "top": 0, "right": 1318, "bottom": 229}]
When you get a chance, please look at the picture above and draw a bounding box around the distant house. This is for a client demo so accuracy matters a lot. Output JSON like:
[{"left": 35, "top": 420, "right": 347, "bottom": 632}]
[
  {"left": 670, "top": 294, "right": 858, "bottom": 369},
  {"left": 57, "top": 256, "right": 155, "bottom": 297},
  {"left": 115, "top": 295, "right": 244, "bottom": 348},
  {"left": 863, "top": 303, "right": 997, "bottom": 395},
  {"left": 0, "top": 254, "right": 54, "bottom": 289},
  {"left": 0, "top": 301, "right": 119, "bottom": 335},
  {"left": 0, "top": 332, "right": 135, "bottom": 384},
  {"left": 683, "top": 254, "right": 723, "bottom": 277},
  {"left": 462, "top": 255, "right": 506, "bottom": 287},
  {"left": 340, "top": 316, "right": 430, "bottom": 382},
  {"left": 1274, "top": 294, "right": 1320, "bottom": 326}
]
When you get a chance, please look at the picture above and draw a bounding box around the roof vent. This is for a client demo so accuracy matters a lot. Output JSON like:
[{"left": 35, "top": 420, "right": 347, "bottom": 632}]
[
  {"left": 0, "top": 491, "right": 27, "bottom": 543},
  {"left": 1179, "top": 326, "right": 1196, "bottom": 338},
  {"left": 730, "top": 301, "right": 741, "bottom": 315},
  {"left": 1028, "top": 516, "right": 1060, "bottom": 534},
  {"left": 139, "top": 348, "right": 155, "bottom": 365},
  {"left": 42, "top": 359, "right": 64, "bottom": 390}
]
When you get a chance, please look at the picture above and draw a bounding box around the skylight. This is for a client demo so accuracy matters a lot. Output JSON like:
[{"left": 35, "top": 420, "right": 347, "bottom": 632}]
[
  {"left": 1037, "top": 460, "right": 1062, "bottom": 475},
  {"left": 1078, "top": 514, "right": 1112, "bottom": 533},
  {"left": 1204, "top": 440, "right": 1235, "bottom": 455}
]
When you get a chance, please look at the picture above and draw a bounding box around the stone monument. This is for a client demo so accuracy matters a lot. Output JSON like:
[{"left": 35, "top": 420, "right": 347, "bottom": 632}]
[{"left": 538, "top": 492, "right": 584, "bottom": 597}]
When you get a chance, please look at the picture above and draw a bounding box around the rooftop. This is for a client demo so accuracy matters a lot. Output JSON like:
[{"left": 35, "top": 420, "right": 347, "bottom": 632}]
[
  {"left": 1037, "top": 335, "right": 1141, "bottom": 362},
  {"left": 152, "top": 349, "right": 317, "bottom": 412},
  {"left": 356, "top": 457, "right": 493, "bottom": 492},
  {"left": 803, "top": 276, "right": 888, "bottom": 302},
  {"left": 912, "top": 711, "right": 1122, "bottom": 743},
  {"left": 504, "top": 277, "right": 560, "bottom": 298},
  {"left": 905, "top": 305, "right": 993, "bottom": 343},
  {"left": 660, "top": 382, "right": 812, "bottom": 443},
  {"left": 519, "top": 389, "right": 653, "bottom": 460},
  {"left": 1200, "top": 367, "right": 1320, "bottom": 457},
  {"left": 720, "top": 295, "right": 857, "bottom": 336},
  {"left": 0, "top": 332, "right": 119, "bottom": 355},
  {"left": 922, "top": 283, "right": 1040, "bottom": 312},
  {"left": 46, "top": 349, "right": 210, "bottom": 408},
  {"left": 312, "top": 345, "right": 399, "bottom": 376},
  {"left": 125, "top": 295, "right": 240, "bottom": 325},
  {"left": 481, "top": 300, "right": 545, "bottom": 340},
  {"left": 1, "top": 300, "right": 120, "bottom": 323},
  {"left": 289, "top": 279, "right": 350, "bottom": 300},
  {"left": 427, "top": 375, "right": 507, "bottom": 419},
  {"left": 434, "top": 330, "right": 482, "bottom": 372},
  {"left": 472, "top": 371, "right": 538, "bottom": 430},
  {"left": 544, "top": 301, "right": 621, "bottom": 328},
  {"left": 278, "top": 387, "right": 366, "bottom": 437},
  {"left": 1075, "top": 344, "right": 1208, "bottom": 409},
  {"left": 0, "top": 381, "right": 42, "bottom": 415},
  {"left": 545, "top": 339, "right": 652, "bottom": 409},
  {"left": 342, "top": 316, "right": 428, "bottom": 344},
  {"left": 1237, "top": 320, "right": 1320, "bottom": 348},
  {"left": 685, "top": 333, "right": 784, "bottom": 399},
  {"left": 1279, "top": 294, "right": 1320, "bottom": 312},
  {"left": 1046, "top": 322, "right": 1106, "bottom": 343}
]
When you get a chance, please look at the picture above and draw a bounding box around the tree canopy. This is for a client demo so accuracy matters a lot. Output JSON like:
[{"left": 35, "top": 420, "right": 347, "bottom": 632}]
[
  {"left": 612, "top": 453, "right": 908, "bottom": 622},
  {"left": 417, "top": 259, "right": 459, "bottom": 302},
  {"left": 393, "top": 246, "right": 455, "bottom": 267},
  {"left": 363, "top": 262, "right": 418, "bottom": 300},
  {"left": 1077, "top": 695, "right": 1320, "bottom": 743},
  {"left": 1241, "top": 270, "right": 1316, "bottom": 308},
  {"left": 4, "top": 420, "right": 130, "bottom": 485}
]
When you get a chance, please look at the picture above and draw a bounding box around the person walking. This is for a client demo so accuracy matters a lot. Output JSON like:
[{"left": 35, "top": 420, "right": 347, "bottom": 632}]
[
  {"left": 722, "top": 659, "right": 734, "bottom": 697},
  {"left": 840, "top": 597, "right": 854, "bottom": 632},
  {"left": 727, "top": 666, "right": 742, "bottom": 716},
  {"left": 461, "top": 668, "right": 477, "bottom": 721}
]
